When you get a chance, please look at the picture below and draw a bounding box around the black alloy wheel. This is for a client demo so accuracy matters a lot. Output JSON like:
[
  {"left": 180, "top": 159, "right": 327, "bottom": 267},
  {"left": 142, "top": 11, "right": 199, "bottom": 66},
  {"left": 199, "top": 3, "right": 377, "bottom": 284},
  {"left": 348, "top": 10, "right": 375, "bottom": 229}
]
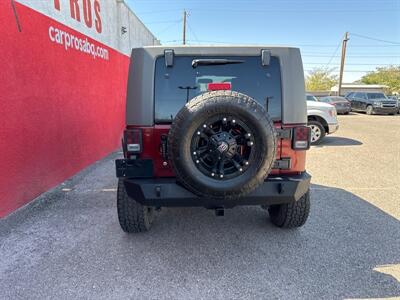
[{"left": 191, "top": 115, "right": 255, "bottom": 180}]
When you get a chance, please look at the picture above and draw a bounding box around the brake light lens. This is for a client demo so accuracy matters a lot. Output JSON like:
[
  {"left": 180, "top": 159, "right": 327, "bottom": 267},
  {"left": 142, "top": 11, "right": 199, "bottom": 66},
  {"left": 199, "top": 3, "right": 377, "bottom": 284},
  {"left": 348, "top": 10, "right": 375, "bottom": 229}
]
[
  {"left": 124, "top": 129, "right": 142, "bottom": 156},
  {"left": 292, "top": 126, "right": 311, "bottom": 150},
  {"left": 207, "top": 83, "right": 231, "bottom": 91}
]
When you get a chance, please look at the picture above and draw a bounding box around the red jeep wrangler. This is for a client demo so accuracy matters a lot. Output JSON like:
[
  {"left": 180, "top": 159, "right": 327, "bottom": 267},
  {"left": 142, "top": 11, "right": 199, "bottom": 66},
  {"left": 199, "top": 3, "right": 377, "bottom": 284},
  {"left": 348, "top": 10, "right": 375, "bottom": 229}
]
[{"left": 116, "top": 46, "right": 311, "bottom": 233}]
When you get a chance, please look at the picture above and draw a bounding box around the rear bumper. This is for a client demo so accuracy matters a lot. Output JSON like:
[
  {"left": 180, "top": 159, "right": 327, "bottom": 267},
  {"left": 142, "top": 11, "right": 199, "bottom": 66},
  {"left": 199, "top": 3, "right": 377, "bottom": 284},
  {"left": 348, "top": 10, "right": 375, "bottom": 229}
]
[{"left": 121, "top": 172, "right": 311, "bottom": 209}]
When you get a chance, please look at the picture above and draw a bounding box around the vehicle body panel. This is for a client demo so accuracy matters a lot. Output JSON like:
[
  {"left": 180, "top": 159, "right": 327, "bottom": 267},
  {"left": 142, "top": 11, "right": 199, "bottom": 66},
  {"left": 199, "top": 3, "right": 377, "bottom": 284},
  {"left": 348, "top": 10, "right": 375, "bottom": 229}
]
[
  {"left": 127, "top": 123, "right": 306, "bottom": 177},
  {"left": 350, "top": 92, "right": 398, "bottom": 114},
  {"left": 119, "top": 45, "right": 311, "bottom": 209},
  {"left": 126, "top": 46, "right": 306, "bottom": 126},
  {"left": 307, "top": 100, "right": 338, "bottom": 134},
  {"left": 320, "top": 96, "right": 351, "bottom": 114},
  {"left": 121, "top": 172, "right": 311, "bottom": 208}
]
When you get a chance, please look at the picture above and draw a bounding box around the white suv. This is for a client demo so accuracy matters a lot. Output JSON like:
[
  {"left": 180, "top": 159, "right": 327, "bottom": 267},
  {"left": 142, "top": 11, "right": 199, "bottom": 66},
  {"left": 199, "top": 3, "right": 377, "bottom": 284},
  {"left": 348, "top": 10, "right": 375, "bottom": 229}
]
[{"left": 306, "top": 94, "right": 339, "bottom": 145}]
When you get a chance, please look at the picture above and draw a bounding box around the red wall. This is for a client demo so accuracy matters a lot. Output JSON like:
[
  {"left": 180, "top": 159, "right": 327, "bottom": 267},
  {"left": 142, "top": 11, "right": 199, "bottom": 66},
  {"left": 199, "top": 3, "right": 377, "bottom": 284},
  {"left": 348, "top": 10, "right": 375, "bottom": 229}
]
[{"left": 0, "top": 2, "right": 129, "bottom": 217}]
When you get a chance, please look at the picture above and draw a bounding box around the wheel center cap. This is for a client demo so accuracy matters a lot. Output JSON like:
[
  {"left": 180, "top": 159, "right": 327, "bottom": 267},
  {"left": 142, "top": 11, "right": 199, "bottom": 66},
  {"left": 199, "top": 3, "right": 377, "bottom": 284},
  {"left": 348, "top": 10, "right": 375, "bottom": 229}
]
[{"left": 217, "top": 141, "right": 229, "bottom": 153}]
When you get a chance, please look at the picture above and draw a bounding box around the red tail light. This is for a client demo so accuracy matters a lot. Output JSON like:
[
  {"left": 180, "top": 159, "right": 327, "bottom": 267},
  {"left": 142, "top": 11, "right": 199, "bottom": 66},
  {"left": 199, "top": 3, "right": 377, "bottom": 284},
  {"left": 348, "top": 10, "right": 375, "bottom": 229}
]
[
  {"left": 207, "top": 83, "right": 231, "bottom": 91},
  {"left": 292, "top": 126, "right": 311, "bottom": 150},
  {"left": 124, "top": 129, "right": 142, "bottom": 157}
]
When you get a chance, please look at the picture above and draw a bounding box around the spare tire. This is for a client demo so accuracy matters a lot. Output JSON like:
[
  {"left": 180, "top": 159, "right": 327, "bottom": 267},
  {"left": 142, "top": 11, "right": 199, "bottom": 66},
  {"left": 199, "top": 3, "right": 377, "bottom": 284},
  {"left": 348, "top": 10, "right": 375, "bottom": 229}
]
[{"left": 168, "top": 90, "right": 276, "bottom": 199}]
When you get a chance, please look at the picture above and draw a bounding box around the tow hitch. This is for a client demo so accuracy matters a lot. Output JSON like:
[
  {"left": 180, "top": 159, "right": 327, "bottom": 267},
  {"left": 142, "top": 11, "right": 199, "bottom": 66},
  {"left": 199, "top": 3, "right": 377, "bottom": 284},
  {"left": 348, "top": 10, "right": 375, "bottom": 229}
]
[{"left": 215, "top": 207, "right": 225, "bottom": 217}]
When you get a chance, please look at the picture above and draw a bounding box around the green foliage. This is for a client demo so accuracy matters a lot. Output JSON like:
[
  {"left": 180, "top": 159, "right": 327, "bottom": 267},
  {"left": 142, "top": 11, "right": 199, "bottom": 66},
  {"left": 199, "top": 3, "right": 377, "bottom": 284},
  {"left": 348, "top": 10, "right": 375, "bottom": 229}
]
[
  {"left": 361, "top": 65, "right": 400, "bottom": 94},
  {"left": 305, "top": 68, "right": 338, "bottom": 91}
]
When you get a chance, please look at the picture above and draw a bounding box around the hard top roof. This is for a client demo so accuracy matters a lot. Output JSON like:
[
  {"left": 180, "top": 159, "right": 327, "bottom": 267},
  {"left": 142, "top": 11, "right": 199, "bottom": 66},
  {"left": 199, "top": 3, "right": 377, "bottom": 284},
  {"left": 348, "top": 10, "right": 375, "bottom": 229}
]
[{"left": 133, "top": 45, "right": 300, "bottom": 57}]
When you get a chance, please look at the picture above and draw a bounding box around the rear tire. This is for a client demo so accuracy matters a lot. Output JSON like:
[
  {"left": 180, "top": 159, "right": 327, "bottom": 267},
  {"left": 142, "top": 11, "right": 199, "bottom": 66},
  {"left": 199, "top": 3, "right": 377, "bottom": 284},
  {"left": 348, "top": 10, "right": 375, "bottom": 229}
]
[
  {"left": 308, "top": 121, "right": 326, "bottom": 145},
  {"left": 268, "top": 190, "right": 310, "bottom": 228},
  {"left": 117, "top": 179, "right": 154, "bottom": 233}
]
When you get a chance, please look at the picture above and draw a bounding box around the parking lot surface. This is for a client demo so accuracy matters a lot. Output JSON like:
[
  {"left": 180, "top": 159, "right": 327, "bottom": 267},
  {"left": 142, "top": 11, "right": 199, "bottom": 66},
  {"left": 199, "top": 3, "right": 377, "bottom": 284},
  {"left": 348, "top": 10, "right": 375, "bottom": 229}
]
[{"left": 1, "top": 113, "right": 399, "bottom": 299}]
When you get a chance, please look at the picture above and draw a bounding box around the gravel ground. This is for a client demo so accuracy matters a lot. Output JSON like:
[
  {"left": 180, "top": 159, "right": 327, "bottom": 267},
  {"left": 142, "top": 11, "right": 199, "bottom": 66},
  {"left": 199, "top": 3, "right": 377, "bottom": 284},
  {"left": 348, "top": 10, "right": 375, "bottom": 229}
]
[{"left": 1, "top": 113, "right": 399, "bottom": 299}]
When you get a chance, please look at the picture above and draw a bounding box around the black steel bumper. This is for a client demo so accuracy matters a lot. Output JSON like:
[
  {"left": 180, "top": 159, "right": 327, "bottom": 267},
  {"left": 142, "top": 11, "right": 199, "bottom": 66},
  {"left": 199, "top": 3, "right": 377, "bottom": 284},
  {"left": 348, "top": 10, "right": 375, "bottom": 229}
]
[{"left": 120, "top": 173, "right": 311, "bottom": 209}]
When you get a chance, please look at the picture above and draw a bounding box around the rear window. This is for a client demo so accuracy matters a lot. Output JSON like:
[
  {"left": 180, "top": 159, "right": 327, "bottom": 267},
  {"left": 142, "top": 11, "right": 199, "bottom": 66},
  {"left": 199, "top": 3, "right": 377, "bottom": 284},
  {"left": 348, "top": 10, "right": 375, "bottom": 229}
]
[{"left": 154, "top": 56, "right": 282, "bottom": 123}]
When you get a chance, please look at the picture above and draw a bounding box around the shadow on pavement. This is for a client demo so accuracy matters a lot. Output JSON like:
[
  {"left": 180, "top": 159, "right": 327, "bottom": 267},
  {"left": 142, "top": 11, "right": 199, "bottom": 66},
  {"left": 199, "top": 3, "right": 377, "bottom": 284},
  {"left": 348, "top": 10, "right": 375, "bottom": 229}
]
[
  {"left": 1, "top": 158, "right": 399, "bottom": 299},
  {"left": 315, "top": 136, "right": 363, "bottom": 147}
]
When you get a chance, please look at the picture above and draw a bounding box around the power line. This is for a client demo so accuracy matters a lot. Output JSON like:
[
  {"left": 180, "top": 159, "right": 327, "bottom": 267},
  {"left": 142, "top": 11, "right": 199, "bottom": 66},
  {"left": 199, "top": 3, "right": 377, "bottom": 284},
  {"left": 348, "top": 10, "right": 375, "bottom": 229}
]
[
  {"left": 187, "top": 23, "right": 200, "bottom": 44},
  {"left": 302, "top": 54, "right": 400, "bottom": 58},
  {"left": 173, "top": 40, "right": 400, "bottom": 48},
  {"left": 301, "top": 51, "right": 400, "bottom": 55},
  {"left": 133, "top": 9, "right": 182, "bottom": 15},
  {"left": 156, "top": 19, "right": 182, "bottom": 36},
  {"left": 136, "top": 8, "right": 399, "bottom": 14},
  {"left": 146, "top": 19, "right": 182, "bottom": 24},
  {"left": 325, "top": 36, "right": 342, "bottom": 68},
  {"left": 298, "top": 44, "right": 400, "bottom": 47},
  {"left": 350, "top": 32, "right": 400, "bottom": 45},
  {"left": 304, "top": 69, "right": 376, "bottom": 73},
  {"left": 304, "top": 63, "right": 397, "bottom": 66}
]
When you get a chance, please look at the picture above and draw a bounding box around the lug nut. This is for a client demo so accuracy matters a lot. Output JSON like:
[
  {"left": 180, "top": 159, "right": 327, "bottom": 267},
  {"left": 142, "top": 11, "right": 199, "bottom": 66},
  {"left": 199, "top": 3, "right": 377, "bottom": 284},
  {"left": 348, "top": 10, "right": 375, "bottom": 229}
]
[
  {"left": 239, "top": 168, "right": 243, "bottom": 172},
  {"left": 247, "top": 133, "right": 251, "bottom": 137},
  {"left": 203, "top": 124, "right": 207, "bottom": 128},
  {"left": 245, "top": 161, "right": 249, "bottom": 165},
  {"left": 196, "top": 160, "right": 200, "bottom": 164},
  {"left": 193, "top": 151, "right": 197, "bottom": 155},
  {"left": 197, "top": 131, "right": 201, "bottom": 135},
  {"left": 223, "top": 118, "right": 227, "bottom": 122},
  {"left": 211, "top": 173, "right": 215, "bottom": 177},
  {"left": 232, "top": 119, "right": 236, "bottom": 123},
  {"left": 162, "top": 161, "right": 168, "bottom": 167},
  {"left": 248, "top": 141, "right": 254, "bottom": 146},
  {"left": 220, "top": 174, "right": 224, "bottom": 178}
]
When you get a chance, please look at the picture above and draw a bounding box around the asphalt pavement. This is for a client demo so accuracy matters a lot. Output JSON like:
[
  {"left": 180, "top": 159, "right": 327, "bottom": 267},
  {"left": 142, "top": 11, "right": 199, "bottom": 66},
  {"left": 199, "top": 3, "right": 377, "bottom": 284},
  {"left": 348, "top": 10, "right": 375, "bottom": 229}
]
[{"left": 1, "top": 113, "right": 399, "bottom": 299}]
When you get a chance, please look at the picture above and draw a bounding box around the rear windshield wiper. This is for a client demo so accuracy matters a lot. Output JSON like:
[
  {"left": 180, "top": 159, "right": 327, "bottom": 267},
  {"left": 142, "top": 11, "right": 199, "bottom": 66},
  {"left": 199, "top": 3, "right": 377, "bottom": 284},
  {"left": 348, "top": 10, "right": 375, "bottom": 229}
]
[{"left": 192, "top": 59, "right": 244, "bottom": 68}]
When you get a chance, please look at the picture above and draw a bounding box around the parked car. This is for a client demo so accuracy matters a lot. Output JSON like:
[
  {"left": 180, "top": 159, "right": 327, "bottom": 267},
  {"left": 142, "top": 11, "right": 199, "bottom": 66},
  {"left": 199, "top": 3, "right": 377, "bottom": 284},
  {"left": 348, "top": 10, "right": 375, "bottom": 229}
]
[
  {"left": 388, "top": 96, "right": 400, "bottom": 114},
  {"left": 350, "top": 92, "right": 398, "bottom": 115},
  {"left": 344, "top": 92, "right": 355, "bottom": 102},
  {"left": 320, "top": 96, "right": 351, "bottom": 114},
  {"left": 306, "top": 94, "right": 319, "bottom": 102},
  {"left": 307, "top": 96, "right": 339, "bottom": 145},
  {"left": 115, "top": 46, "right": 312, "bottom": 232}
]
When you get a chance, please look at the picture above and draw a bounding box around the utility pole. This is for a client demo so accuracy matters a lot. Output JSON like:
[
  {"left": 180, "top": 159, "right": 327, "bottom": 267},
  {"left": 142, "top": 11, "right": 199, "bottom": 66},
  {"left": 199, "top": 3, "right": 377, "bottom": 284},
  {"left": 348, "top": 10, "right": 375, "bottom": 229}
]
[
  {"left": 338, "top": 32, "right": 349, "bottom": 96},
  {"left": 182, "top": 10, "right": 187, "bottom": 45}
]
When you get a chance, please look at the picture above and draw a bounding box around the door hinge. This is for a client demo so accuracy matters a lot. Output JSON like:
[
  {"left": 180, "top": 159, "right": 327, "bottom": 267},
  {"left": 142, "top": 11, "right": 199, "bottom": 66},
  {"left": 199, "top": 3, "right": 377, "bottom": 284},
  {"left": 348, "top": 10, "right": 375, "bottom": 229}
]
[
  {"left": 273, "top": 158, "right": 291, "bottom": 170},
  {"left": 160, "top": 134, "right": 168, "bottom": 160},
  {"left": 276, "top": 128, "right": 292, "bottom": 139}
]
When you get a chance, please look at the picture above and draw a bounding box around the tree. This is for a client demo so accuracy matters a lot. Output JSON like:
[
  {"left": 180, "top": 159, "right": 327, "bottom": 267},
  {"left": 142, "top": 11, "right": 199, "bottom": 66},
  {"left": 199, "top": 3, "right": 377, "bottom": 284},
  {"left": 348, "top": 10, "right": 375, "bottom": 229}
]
[
  {"left": 305, "top": 68, "right": 338, "bottom": 91},
  {"left": 361, "top": 65, "right": 400, "bottom": 94}
]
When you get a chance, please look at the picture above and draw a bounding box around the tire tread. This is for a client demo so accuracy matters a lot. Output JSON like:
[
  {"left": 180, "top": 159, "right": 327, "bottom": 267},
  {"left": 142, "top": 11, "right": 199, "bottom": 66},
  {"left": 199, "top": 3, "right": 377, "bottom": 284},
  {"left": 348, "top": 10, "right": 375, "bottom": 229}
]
[
  {"left": 269, "top": 190, "right": 310, "bottom": 228},
  {"left": 117, "top": 179, "right": 153, "bottom": 233}
]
